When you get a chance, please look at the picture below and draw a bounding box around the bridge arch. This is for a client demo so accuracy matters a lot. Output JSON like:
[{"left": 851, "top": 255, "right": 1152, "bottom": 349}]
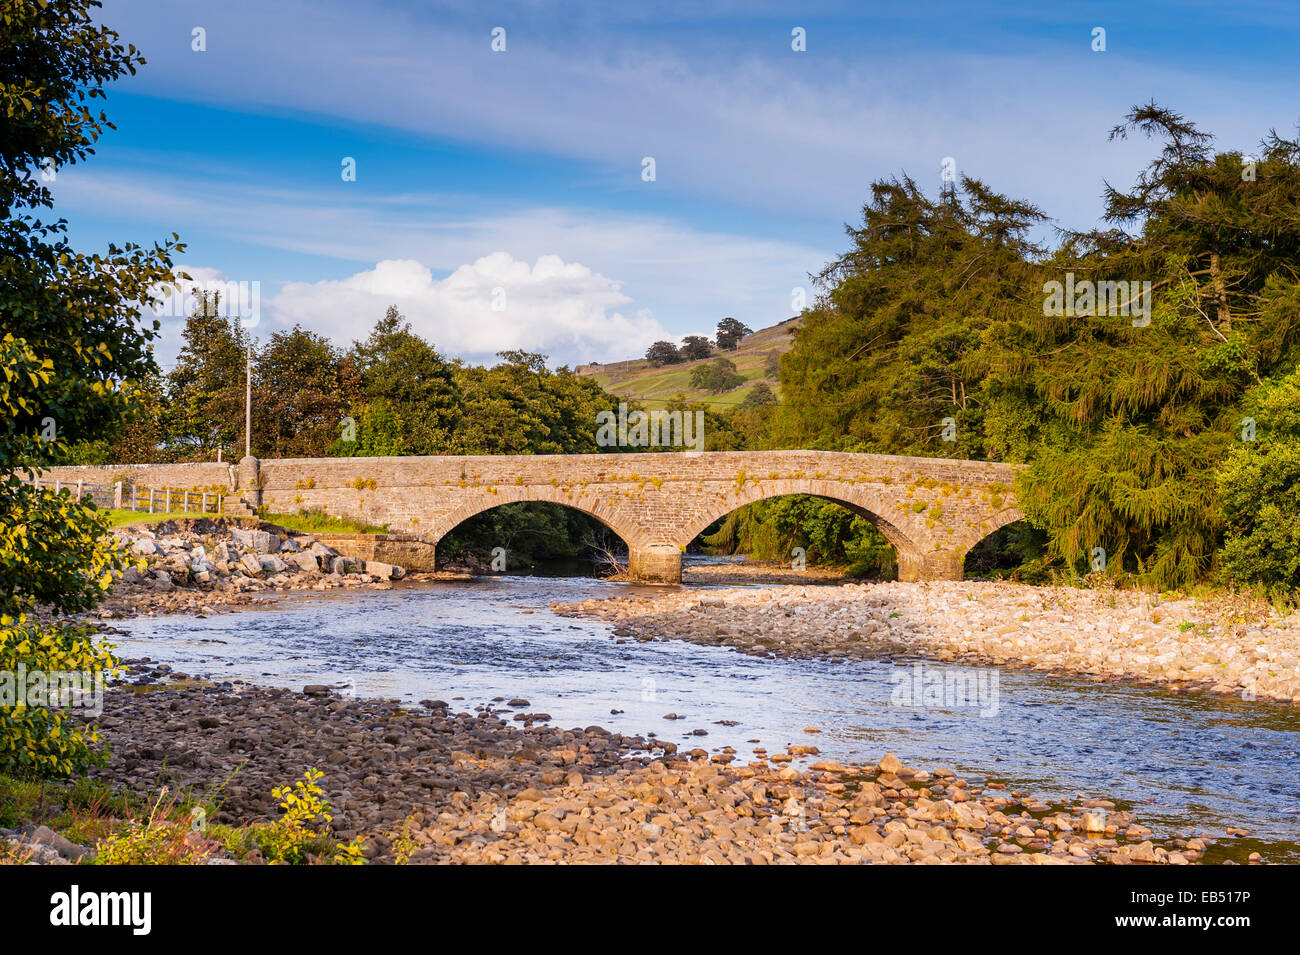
[
  {"left": 427, "top": 483, "right": 649, "bottom": 558},
  {"left": 662, "top": 479, "right": 1027, "bottom": 584},
  {"left": 657, "top": 477, "right": 928, "bottom": 582},
  {"left": 671, "top": 480, "right": 918, "bottom": 553},
  {"left": 959, "top": 506, "right": 1028, "bottom": 575}
]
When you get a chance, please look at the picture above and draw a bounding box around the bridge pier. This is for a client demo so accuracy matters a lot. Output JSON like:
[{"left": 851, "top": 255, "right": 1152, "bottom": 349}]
[
  {"left": 628, "top": 544, "right": 682, "bottom": 584},
  {"left": 898, "top": 548, "right": 966, "bottom": 583}
]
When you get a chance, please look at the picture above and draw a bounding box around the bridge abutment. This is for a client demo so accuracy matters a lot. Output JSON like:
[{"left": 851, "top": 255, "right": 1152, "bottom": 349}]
[
  {"left": 628, "top": 544, "right": 682, "bottom": 584},
  {"left": 898, "top": 548, "right": 966, "bottom": 583}
]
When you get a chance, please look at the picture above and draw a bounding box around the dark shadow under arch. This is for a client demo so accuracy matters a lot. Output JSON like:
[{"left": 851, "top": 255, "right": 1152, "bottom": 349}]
[
  {"left": 436, "top": 499, "right": 629, "bottom": 576},
  {"left": 963, "top": 518, "right": 1043, "bottom": 578}
]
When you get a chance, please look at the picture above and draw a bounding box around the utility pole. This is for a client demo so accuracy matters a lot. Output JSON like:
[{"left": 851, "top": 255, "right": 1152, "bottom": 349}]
[{"left": 244, "top": 338, "right": 252, "bottom": 459}]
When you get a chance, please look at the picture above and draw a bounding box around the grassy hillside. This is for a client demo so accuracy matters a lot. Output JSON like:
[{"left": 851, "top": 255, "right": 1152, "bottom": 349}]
[{"left": 576, "top": 317, "right": 801, "bottom": 410}]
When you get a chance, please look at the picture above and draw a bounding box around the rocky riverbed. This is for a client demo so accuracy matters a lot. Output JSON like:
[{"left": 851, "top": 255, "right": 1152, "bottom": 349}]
[
  {"left": 554, "top": 579, "right": 1300, "bottom": 705},
  {"left": 24, "top": 673, "right": 1233, "bottom": 865}
]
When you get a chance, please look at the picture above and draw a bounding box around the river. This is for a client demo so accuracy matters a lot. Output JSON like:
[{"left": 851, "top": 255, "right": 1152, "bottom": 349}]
[{"left": 109, "top": 567, "right": 1300, "bottom": 862}]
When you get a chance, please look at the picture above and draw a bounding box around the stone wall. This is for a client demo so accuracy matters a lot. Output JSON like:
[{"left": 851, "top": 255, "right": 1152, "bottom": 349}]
[{"left": 33, "top": 461, "right": 236, "bottom": 491}]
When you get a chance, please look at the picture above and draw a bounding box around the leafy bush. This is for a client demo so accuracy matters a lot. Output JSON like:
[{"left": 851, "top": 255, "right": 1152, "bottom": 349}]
[
  {"left": 251, "top": 769, "right": 365, "bottom": 865},
  {"left": 0, "top": 622, "right": 118, "bottom": 776},
  {"left": 2, "top": 2, "right": 179, "bottom": 776},
  {"left": 1217, "top": 371, "right": 1300, "bottom": 590}
]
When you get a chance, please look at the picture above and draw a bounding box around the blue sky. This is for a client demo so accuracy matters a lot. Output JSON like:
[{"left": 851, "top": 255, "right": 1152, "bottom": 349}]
[{"left": 53, "top": 0, "right": 1300, "bottom": 369}]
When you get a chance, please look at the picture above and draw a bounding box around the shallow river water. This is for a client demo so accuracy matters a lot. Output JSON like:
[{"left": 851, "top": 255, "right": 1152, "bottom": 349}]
[{"left": 111, "top": 571, "right": 1300, "bottom": 862}]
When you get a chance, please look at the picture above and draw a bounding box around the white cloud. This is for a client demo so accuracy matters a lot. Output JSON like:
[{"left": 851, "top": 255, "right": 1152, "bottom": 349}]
[
  {"left": 269, "top": 253, "right": 666, "bottom": 364},
  {"left": 60, "top": 169, "right": 825, "bottom": 361}
]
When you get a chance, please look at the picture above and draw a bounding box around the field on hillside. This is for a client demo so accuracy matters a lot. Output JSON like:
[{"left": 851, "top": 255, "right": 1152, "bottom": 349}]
[{"left": 577, "top": 317, "right": 801, "bottom": 410}]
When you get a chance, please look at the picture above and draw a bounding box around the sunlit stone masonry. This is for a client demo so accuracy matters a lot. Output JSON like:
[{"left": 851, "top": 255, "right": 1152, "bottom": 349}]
[{"left": 41, "top": 450, "right": 1022, "bottom": 584}]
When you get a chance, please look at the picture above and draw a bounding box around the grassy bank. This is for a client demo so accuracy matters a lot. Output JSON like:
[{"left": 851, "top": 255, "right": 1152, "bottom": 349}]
[
  {"left": 0, "top": 768, "right": 363, "bottom": 865},
  {"left": 101, "top": 508, "right": 388, "bottom": 536}
]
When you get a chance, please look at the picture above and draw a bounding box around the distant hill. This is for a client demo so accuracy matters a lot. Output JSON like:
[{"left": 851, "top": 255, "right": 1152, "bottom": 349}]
[{"left": 576, "top": 317, "right": 802, "bottom": 410}]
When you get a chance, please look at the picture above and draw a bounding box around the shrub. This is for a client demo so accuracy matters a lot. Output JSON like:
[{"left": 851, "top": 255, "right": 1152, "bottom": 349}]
[
  {"left": 253, "top": 768, "right": 365, "bottom": 865},
  {"left": 0, "top": 621, "right": 118, "bottom": 776},
  {"left": 1217, "top": 370, "right": 1300, "bottom": 591}
]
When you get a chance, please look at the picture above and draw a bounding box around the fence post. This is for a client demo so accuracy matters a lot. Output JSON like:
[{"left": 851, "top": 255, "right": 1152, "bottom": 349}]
[
  {"left": 114, "top": 481, "right": 123, "bottom": 509},
  {"left": 183, "top": 490, "right": 189, "bottom": 512},
  {"left": 148, "top": 487, "right": 154, "bottom": 514},
  {"left": 76, "top": 479, "right": 83, "bottom": 502},
  {"left": 202, "top": 492, "right": 208, "bottom": 514},
  {"left": 217, "top": 494, "right": 222, "bottom": 514},
  {"left": 54, "top": 479, "right": 61, "bottom": 495}
]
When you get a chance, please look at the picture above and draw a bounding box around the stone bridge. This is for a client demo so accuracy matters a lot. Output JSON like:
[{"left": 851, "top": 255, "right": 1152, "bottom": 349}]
[{"left": 45, "top": 451, "right": 1023, "bottom": 583}]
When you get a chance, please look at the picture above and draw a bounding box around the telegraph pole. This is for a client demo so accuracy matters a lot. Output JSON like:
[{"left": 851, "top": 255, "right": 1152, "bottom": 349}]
[{"left": 244, "top": 338, "right": 252, "bottom": 458}]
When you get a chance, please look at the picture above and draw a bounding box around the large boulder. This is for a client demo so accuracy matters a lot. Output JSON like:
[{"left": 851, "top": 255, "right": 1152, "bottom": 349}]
[
  {"left": 258, "top": 554, "right": 288, "bottom": 574},
  {"left": 131, "top": 537, "right": 161, "bottom": 556},
  {"left": 232, "top": 528, "right": 278, "bottom": 554},
  {"left": 329, "top": 556, "right": 360, "bottom": 575},
  {"left": 239, "top": 554, "right": 263, "bottom": 577},
  {"left": 152, "top": 569, "right": 174, "bottom": 593},
  {"left": 364, "top": 560, "right": 405, "bottom": 580},
  {"left": 287, "top": 552, "right": 319, "bottom": 573}
]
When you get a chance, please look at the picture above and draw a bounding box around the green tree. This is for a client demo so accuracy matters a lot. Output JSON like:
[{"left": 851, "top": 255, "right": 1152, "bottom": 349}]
[
  {"left": 680, "top": 335, "right": 713, "bottom": 361},
  {"left": 166, "top": 292, "right": 250, "bottom": 456},
  {"left": 775, "top": 174, "right": 1045, "bottom": 457},
  {"left": 1217, "top": 370, "right": 1300, "bottom": 590},
  {"left": 345, "top": 306, "right": 462, "bottom": 454},
  {"left": 63, "top": 372, "right": 171, "bottom": 464},
  {"left": 690, "top": 356, "right": 745, "bottom": 394},
  {"left": 740, "top": 381, "right": 777, "bottom": 408},
  {"left": 254, "top": 325, "right": 344, "bottom": 457},
  {"left": 645, "top": 340, "right": 681, "bottom": 366},
  {"left": 454, "top": 351, "right": 613, "bottom": 454},
  {"left": 763, "top": 349, "right": 781, "bottom": 378},
  {"left": 715, "top": 317, "right": 752, "bottom": 350},
  {"left": 998, "top": 105, "right": 1300, "bottom": 585},
  {"left": 1, "top": 0, "right": 178, "bottom": 774}
]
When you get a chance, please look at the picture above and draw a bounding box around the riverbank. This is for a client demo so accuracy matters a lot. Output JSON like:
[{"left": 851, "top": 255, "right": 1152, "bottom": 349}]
[
  {"left": 554, "top": 579, "right": 1300, "bottom": 705},
  {"left": 6, "top": 675, "right": 1239, "bottom": 865}
]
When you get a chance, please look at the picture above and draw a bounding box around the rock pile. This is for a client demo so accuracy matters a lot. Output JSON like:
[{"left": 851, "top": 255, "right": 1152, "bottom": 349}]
[{"left": 98, "top": 518, "right": 407, "bottom": 617}]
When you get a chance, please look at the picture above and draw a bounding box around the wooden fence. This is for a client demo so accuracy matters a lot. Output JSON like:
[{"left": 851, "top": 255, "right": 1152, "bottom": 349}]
[{"left": 22, "top": 475, "right": 224, "bottom": 516}]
